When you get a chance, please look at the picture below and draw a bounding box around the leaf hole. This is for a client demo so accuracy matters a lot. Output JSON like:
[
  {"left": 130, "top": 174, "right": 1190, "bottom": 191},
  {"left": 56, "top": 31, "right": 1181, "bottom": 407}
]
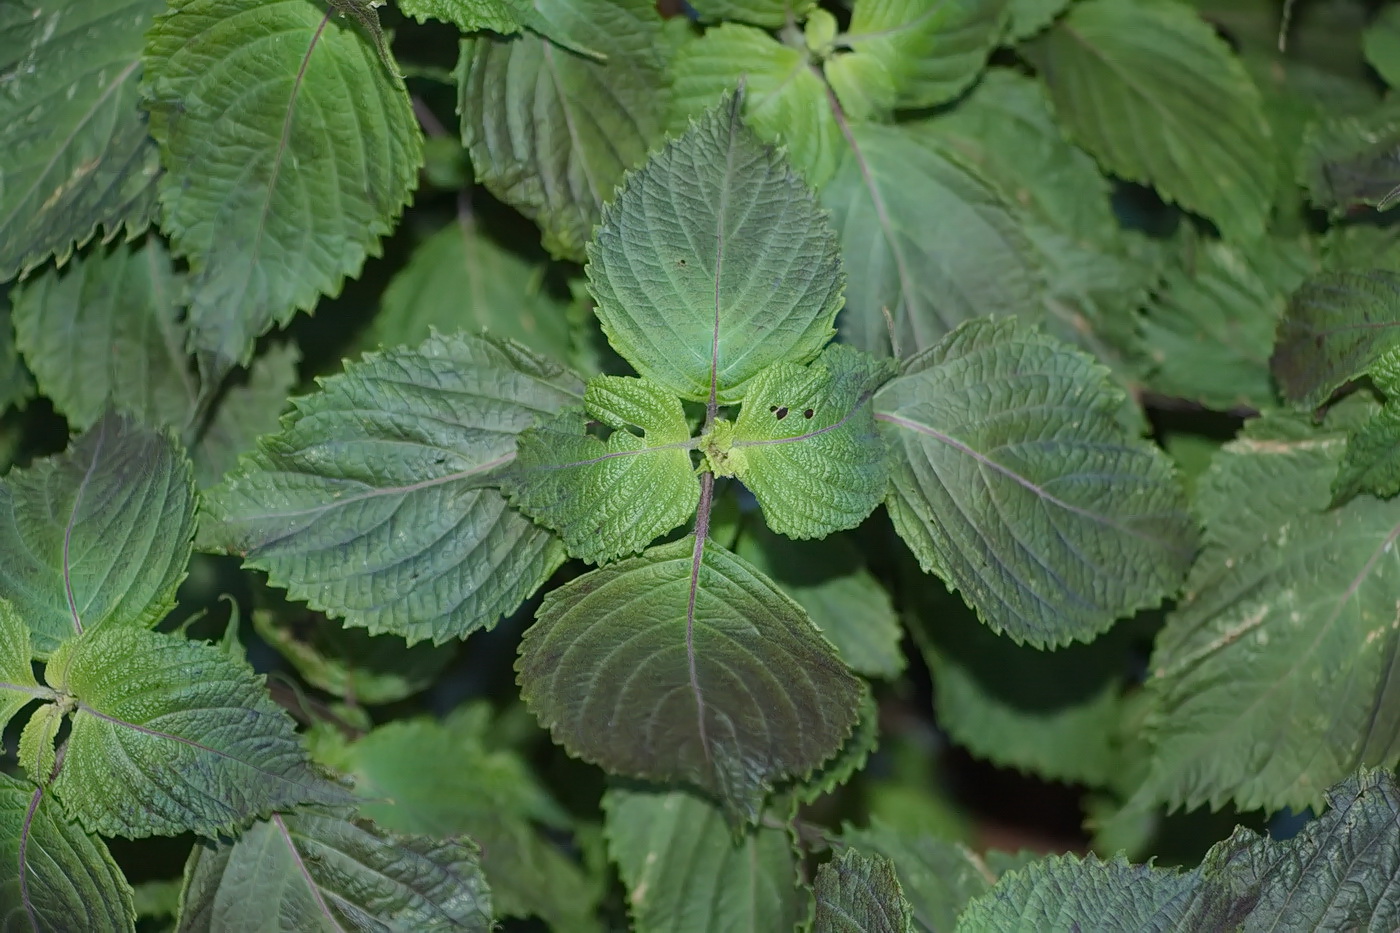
[
  {"left": 772, "top": 406, "right": 788, "bottom": 420},
  {"left": 803, "top": 408, "right": 814, "bottom": 419}
]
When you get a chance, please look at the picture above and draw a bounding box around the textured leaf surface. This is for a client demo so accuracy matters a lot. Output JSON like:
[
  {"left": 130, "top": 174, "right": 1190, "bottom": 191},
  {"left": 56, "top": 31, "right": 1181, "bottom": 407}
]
[
  {"left": 0, "top": 776, "right": 134, "bottom": 933},
  {"left": 368, "top": 220, "right": 572, "bottom": 362},
  {"left": 822, "top": 123, "right": 1041, "bottom": 358},
  {"left": 828, "top": 0, "right": 1009, "bottom": 112},
  {"left": 604, "top": 785, "right": 808, "bottom": 933},
  {"left": 339, "top": 712, "right": 600, "bottom": 929},
  {"left": 1023, "top": 0, "right": 1274, "bottom": 241},
  {"left": 876, "top": 318, "right": 1196, "bottom": 646},
  {"left": 0, "top": 601, "right": 42, "bottom": 739},
  {"left": 0, "top": 295, "right": 34, "bottom": 415},
  {"left": 0, "top": 0, "right": 162, "bottom": 280},
  {"left": 669, "top": 23, "right": 843, "bottom": 188},
  {"left": 590, "top": 93, "right": 842, "bottom": 403},
  {"left": 716, "top": 346, "right": 892, "bottom": 539},
  {"left": 1273, "top": 269, "right": 1400, "bottom": 409},
  {"left": 201, "top": 333, "right": 581, "bottom": 645},
  {"left": 1140, "top": 236, "right": 1315, "bottom": 410},
  {"left": 1300, "top": 105, "right": 1400, "bottom": 216},
  {"left": 736, "top": 527, "right": 903, "bottom": 679},
  {"left": 813, "top": 849, "right": 911, "bottom": 933},
  {"left": 178, "top": 811, "right": 492, "bottom": 932},
  {"left": 457, "top": 0, "right": 666, "bottom": 261},
  {"left": 960, "top": 769, "right": 1400, "bottom": 932},
  {"left": 1138, "top": 412, "right": 1400, "bottom": 813},
  {"left": 144, "top": 0, "right": 422, "bottom": 372},
  {"left": 47, "top": 625, "right": 342, "bottom": 838},
  {"left": 1335, "top": 353, "right": 1400, "bottom": 501},
  {"left": 504, "top": 376, "right": 700, "bottom": 563},
  {"left": 397, "top": 0, "right": 530, "bottom": 32},
  {"left": 0, "top": 412, "right": 195, "bottom": 657},
  {"left": 519, "top": 535, "right": 862, "bottom": 821},
  {"left": 687, "top": 0, "right": 816, "bottom": 27}
]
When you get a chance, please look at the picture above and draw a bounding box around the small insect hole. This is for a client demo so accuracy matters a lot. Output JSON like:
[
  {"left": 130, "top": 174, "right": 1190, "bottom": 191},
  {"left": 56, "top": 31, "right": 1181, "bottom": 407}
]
[
  {"left": 803, "top": 408, "right": 814, "bottom": 419},
  {"left": 774, "top": 406, "right": 788, "bottom": 420}
]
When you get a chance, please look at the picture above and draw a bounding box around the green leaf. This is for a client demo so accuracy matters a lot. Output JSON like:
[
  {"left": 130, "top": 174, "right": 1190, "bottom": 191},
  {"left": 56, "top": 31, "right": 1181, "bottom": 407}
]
[
  {"left": 397, "top": 0, "right": 530, "bottom": 33},
  {"left": 1139, "top": 236, "right": 1316, "bottom": 410},
  {"left": 341, "top": 712, "right": 601, "bottom": 930},
  {"left": 813, "top": 849, "right": 912, "bottom": 933},
  {"left": 604, "top": 785, "right": 809, "bottom": 933},
  {"left": 193, "top": 342, "right": 302, "bottom": 489},
  {"left": 0, "top": 775, "right": 135, "bottom": 933},
  {"left": 876, "top": 317, "right": 1196, "bottom": 647},
  {"left": 0, "top": 600, "right": 42, "bottom": 740},
  {"left": 178, "top": 811, "right": 492, "bottom": 932},
  {"left": 200, "top": 333, "right": 582, "bottom": 645},
  {"left": 45, "top": 625, "right": 344, "bottom": 838},
  {"left": 713, "top": 345, "right": 892, "bottom": 539},
  {"left": 0, "top": 411, "right": 196, "bottom": 657},
  {"left": 1365, "top": 5, "right": 1400, "bottom": 88},
  {"left": 1300, "top": 103, "right": 1400, "bottom": 216},
  {"left": 518, "top": 535, "right": 862, "bottom": 822},
  {"left": 0, "top": 0, "right": 162, "bottom": 280},
  {"left": 17, "top": 701, "right": 63, "bottom": 786},
  {"left": 686, "top": 0, "right": 816, "bottom": 28},
  {"left": 0, "top": 289, "right": 35, "bottom": 416},
  {"left": 1137, "top": 412, "right": 1400, "bottom": 813},
  {"left": 503, "top": 376, "right": 700, "bottom": 563},
  {"left": 457, "top": 0, "right": 667, "bottom": 261},
  {"left": 1007, "top": 0, "right": 1070, "bottom": 39},
  {"left": 1272, "top": 270, "right": 1400, "bottom": 408},
  {"left": 786, "top": 684, "right": 880, "bottom": 806},
  {"left": 822, "top": 123, "right": 1042, "bottom": 358},
  {"left": 735, "top": 527, "right": 903, "bottom": 680},
  {"left": 669, "top": 23, "right": 844, "bottom": 188},
  {"left": 367, "top": 219, "right": 573, "bottom": 363},
  {"left": 826, "top": 0, "right": 1010, "bottom": 112},
  {"left": 1334, "top": 355, "right": 1400, "bottom": 502},
  {"left": 1022, "top": 0, "right": 1275, "bottom": 241},
  {"left": 143, "top": 0, "right": 422, "bottom": 374},
  {"left": 590, "top": 92, "right": 842, "bottom": 404},
  {"left": 959, "top": 769, "right": 1400, "bottom": 932}
]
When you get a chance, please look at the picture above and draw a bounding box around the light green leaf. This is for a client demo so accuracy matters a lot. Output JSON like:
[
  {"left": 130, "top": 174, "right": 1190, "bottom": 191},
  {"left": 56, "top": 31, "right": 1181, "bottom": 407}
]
[
  {"left": 519, "top": 535, "right": 862, "bottom": 822},
  {"left": 827, "top": 0, "right": 1010, "bottom": 112},
  {"left": 0, "top": 775, "right": 135, "bottom": 933},
  {"left": 1007, "top": 0, "right": 1070, "bottom": 39},
  {"left": 687, "top": 0, "right": 816, "bottom": 27},
  {"left": 367, "top": 219, "right": 573, "bottom": 363},
  {"left": 822, "top": 123, "right": 1042, "bottom": 358},
  {"left": 736, "top": 527, "right": 903, "bottom": 680},
  {"left": 0, "top": 411, "right": 196, "bottom": 657},
  {"left": 1334, "top": 358, "right": 1400, "bottom": 502},
  {"left": 669, "top": 23, "right": 844, "bottom": 188},
  {"left": 1022, "top": 0, "right": 1274, "bottom": 241},
  {"left": 503, "top": 375, "right": 700, "bottom": 564},
  {"left": 714, "top": 345, "right": 893, "bottom": 539},
  {"left": 143, "top": 0, "right": 422, "bottom": 374},
  {"left": 1365, "top": 5, "right": 1400, "bottom": 88},
  {"left": 1272, "top": 270, "right": 1400, "bottom": 408},
  {"left": 178, "top": 811, "right": 492, "bottom": 932},
  {"left": 46, "top": 625, "right": 344, "bottom": 838},
  {"left": 1137, "top": 412, "right": 1400, "bottom": 813},
  {"left": 959, "top": 769, "right": 1400, "bottom": 932},
  {"left": 0, "top": 600, "right": 42, "bottom": 739},
  {"left": 604, "top": 785, "right": 809, "bottom": 933},
  {"left": 18, "top": 700, "right": 63, "bottom": 786},
  {"left": 0, "top": 291, "right": 35, "bottom": 415},
  {"left": 457, "top": 0, "right": 667, "bottom": 261},
  {"left": 341, "top": 713, "right": 601, "bottom": 930},
  {"left": 1140, "top": 236, "right": 1316, "bottom": 410},
  {"left": 876, "top": 318, "right": 1196, "bottom": 647},
  {"left": 813, "top": 849, "right": 912, "bottom": 933},
  {"left": 1299, "top": 103, "right": 1400, "bottom": 216},
  {"left": 397, "top": 0, "right": 530, "bottom": 32},
  {"left": 200, "top": 333, "right": 582, "bottom": 645},
  {"left": 0, "top": 0, "right": 162, "bottom": 280},
  {"left": 590, "top": 92, "right": 842, "bottom": 403}
]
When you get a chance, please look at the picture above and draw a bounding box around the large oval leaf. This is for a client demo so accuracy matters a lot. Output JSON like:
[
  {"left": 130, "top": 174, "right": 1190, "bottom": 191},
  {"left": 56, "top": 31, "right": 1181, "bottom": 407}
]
[{"left": 518, "top": 535, "right": 862, "bottom": 822}]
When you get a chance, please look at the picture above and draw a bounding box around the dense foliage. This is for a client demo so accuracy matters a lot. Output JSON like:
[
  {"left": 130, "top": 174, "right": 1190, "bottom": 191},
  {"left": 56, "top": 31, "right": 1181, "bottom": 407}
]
[{"left": 2, "top": 0, "right": 1400, "bottom": 929}]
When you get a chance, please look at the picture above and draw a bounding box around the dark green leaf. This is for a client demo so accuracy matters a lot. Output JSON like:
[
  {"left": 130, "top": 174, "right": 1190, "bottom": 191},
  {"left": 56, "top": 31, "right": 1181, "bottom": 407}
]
[
  {"left": 1365, "top": 5, "right": 1400, "bottom": 88},
  {"left": 201, "top": 333, "right": 582, "bottom": 645},
  {"left": 457, "top": 0, "right": 666, "bottom": 261},
  {"left": 46, "top": 625, "right": 345, "bottom": 838},
  {"left": 1272, "top": 269, "right": 1400, "bottom": 408},
  {"left": 1300, "top": 102, "right": 1400, "bottom": 216},
  {"left": 1007, "top": 0, "right": 1070, "bottom": 39},
  {"left": 0, "top": 0, "right": 162, "bottom": 280},
  {"left": 0, "top": 775, "right": 135, "bottom": 933},
  {"left": 604, "top": 785, "right": 809, "bottom": 933},
  {"left": 144, "top": 0, "right": 422, "bottom": 374},
  {"left": 518, "top": 535, "right": 862, "bottom": 822},
  {"left": 686, "top": 0, "right": 816, "bottom": 27},
  {"left": 589, "top": 92, "right": 842, "bottom": 403},
  {"left": 813, "top": 849, "right": 912, "bottom": 933},
  {"left": 876, "top": 317, "right": 1196, "bottom": 647},
  {"left": 177, "top": 811, "right": 492, "bottom": 932},
  {"left": 0, "top": 412, "right": 195, "bottom": 657},
  {"left": 0, "top": 292, "right": 35, "bottom": 415}
]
